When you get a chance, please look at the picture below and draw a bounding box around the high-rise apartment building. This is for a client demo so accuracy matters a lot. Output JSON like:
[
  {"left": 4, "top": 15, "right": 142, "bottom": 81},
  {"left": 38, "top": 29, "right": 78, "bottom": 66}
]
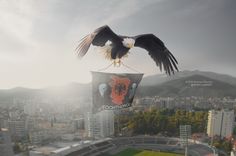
[
  {"left": 85, "top": 110, "right": 114, "bottom": 138},
  {"left": 207, "top": 109, "right": 234, "bottom": 138}
]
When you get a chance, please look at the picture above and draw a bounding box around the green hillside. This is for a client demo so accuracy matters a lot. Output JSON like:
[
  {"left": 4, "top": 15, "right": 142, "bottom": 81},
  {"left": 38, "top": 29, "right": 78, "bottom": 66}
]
[{"left": 138, "top": 74, "right": 236, "bottom": 97}]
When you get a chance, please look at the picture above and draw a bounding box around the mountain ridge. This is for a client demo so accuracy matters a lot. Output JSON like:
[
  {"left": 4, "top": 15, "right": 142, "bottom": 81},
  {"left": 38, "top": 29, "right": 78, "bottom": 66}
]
[
  {"left": 0, "top": 70, "right": 235, "bottom": 106},
  {"left": 138, "top": 74, "right": 236, "bottom": 97},
  {"left": 140, "top": 70, "right": 236, "bottom": 86}
]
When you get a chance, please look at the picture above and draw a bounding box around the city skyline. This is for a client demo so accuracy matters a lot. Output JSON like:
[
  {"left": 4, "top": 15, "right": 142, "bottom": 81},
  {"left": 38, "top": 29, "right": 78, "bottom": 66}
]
[{"left": 0, "top": 0, "right": 236, "bottom": 89}]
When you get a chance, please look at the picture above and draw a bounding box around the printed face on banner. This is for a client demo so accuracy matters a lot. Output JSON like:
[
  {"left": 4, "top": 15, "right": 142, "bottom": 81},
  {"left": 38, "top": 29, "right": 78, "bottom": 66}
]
[
  {"left": 91, "top": 72, "right": 143, "bottom": 112},
  {"left": 110, "top": 76, "right": 131, "bottom": 105}
]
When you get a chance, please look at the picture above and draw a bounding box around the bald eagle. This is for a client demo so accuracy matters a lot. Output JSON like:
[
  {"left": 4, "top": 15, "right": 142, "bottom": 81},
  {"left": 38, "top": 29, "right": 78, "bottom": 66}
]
[{"left": 76, "top": 25, "right": 178, "bottom": 75}]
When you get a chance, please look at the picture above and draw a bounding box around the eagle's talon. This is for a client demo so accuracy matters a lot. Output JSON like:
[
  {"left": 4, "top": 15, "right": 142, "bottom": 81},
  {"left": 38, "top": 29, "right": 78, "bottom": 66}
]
[{"left": 113, "top": 59, "right": 121, "bottom": 67}]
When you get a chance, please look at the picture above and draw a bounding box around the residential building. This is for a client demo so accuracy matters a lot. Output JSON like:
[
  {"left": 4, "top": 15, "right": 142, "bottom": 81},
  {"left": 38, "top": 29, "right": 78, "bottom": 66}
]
[
  {"left": 8, "top": 120, "right": 26, "bottom": 140},
  {"left": 85, "top": 110, "right": 114, "bottom": 138},
  {"left": 0, "top": 128, "right": 14, "bottom": 156},
  {"left": 207, "top": 109, "right": 234, "bottom": 138}
]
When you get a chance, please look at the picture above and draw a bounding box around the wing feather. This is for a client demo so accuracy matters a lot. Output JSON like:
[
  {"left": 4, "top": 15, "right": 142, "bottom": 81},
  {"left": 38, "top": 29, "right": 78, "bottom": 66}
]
[
  {"left": 134, "top": 34, "right": 178, "bottom": 75},
  {"left": 76, "top": 25, "right": 121, "bottom": 58}
]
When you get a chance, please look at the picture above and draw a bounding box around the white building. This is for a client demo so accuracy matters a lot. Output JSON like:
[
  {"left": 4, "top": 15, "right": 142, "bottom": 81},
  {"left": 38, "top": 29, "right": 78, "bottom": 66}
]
[
  {"left": 8, "top": 120, "right": 26, "bottom": 140},
  {"left": 85, "top": 110, "right": 114, "bottom": 138},
  {"left": 207, "top": 109, "right": 234, "bottom": 138},
  {"left": 231, "top": 151, "right": 236, "bottom": 156},
  {"left": 0, "top": 128, "right": 14, "bottom": 156}
]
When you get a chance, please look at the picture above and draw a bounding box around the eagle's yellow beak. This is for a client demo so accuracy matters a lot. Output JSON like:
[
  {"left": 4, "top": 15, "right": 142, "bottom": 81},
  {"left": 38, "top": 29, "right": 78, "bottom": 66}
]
[{"left": 128, "top": 43, "right": 133, "bottom": 48}]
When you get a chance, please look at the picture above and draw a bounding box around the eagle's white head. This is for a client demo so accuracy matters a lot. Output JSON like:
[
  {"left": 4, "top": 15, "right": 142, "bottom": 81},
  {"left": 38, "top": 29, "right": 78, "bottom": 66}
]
[{"left": 122, "top": 38, "right": 135, "bottom": 48}]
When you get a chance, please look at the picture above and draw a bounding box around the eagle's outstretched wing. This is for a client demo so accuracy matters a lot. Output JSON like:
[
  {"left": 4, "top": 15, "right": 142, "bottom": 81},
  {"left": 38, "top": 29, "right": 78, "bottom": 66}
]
[
  {"left": 76, "top": 25, "right": 121, "bottom": 58},
  {"left": 134, "top": 34, "right": 178, "bottom": 75}
]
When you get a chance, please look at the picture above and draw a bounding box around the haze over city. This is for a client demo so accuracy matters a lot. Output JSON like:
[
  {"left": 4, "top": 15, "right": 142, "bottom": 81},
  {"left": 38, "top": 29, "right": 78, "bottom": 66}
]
[
  {"left": 0, "top": 0, "right": 236, "bottom": 89},
  {"left": 1, "top": 1, "right": 236, "bottom": 156}
]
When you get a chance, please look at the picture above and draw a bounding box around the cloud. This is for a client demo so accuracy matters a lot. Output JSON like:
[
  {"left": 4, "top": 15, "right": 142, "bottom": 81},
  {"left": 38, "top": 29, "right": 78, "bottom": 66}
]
[{"left": 0, "top": 0, "right": 235, "bottom": 88}]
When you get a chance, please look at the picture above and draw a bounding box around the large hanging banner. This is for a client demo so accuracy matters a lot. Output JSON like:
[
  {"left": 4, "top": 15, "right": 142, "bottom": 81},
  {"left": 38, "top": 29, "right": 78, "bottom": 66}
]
[{"left": 91, "top": 71, "right": 143, "bottom": 112}]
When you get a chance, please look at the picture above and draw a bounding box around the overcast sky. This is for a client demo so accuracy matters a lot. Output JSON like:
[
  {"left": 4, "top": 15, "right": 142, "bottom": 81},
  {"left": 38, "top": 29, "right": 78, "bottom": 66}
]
[{"left": 0, "top": 0, "right": 236, "bottom": 89}]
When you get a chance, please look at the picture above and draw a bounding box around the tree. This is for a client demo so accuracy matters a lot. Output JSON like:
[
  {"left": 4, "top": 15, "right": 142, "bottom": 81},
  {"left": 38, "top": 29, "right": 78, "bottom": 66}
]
[{"left": 119, "top": 109, "right": 208, "bottom": 136}]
